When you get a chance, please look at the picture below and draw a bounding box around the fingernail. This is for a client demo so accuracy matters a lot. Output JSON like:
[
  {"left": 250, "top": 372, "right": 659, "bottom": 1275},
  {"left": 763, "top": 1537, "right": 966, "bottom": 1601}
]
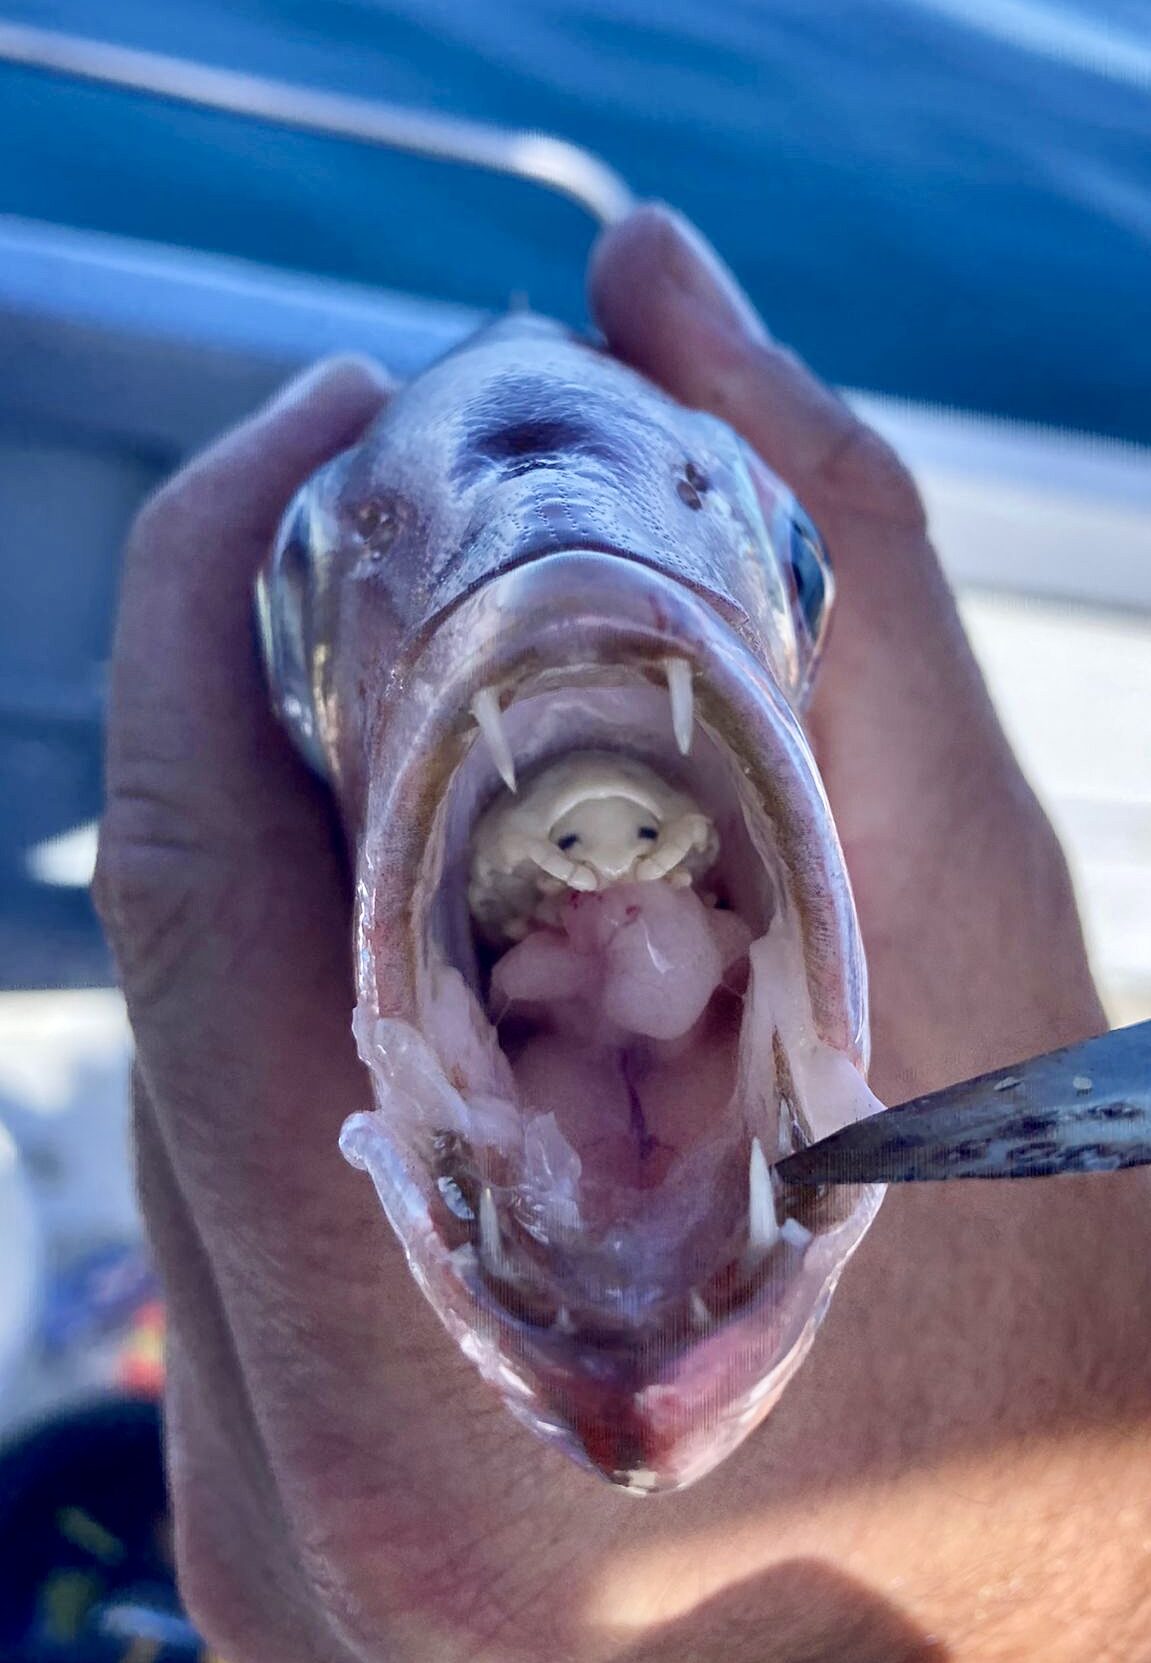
[
  {"left": 265, "top": 354, "right": 393, "bottom": 419},
  {"left": 650, "top": 204, "right": 771, "bottom": 345}
]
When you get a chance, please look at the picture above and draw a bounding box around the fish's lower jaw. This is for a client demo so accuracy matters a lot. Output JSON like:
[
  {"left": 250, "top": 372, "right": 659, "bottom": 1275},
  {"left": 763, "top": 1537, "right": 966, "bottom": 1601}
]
[
  {"left": 343, "top": 1016, "right": 876, "bottom": 1490},
  {"left": 343, "top": 1105, "right": 860, "bottom": 1497},
  {"left": 348, "top": 551, "right": 882, "bottom": 1489}
]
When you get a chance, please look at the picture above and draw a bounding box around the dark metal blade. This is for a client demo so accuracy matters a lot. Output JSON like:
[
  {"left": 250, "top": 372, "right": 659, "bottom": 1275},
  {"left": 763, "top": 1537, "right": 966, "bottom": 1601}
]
[{"left": 774, "top": 1020, "right": 1151, "bottom": 1186}]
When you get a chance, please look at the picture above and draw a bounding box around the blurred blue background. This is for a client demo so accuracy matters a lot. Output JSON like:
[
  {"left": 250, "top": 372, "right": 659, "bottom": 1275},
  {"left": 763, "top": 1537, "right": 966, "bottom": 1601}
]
[
  {"left": 3, "top": 0, "right": 1150, "bottom": 442},
  {"left": 1, "top": 11, "right": 1150, "bottom": 1576}
]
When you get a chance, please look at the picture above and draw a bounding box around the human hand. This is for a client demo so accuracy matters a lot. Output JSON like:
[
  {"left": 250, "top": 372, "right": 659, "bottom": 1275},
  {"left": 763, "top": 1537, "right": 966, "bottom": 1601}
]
[{"left": 96, "top": 209, "right": 1149, "bottom": 1663}]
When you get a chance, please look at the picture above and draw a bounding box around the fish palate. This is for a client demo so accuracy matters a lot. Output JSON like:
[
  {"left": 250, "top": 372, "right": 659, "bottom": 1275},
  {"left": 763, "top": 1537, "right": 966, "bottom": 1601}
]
[{"left": 255, "top": 316, "right": 885, "bottom": 1493}]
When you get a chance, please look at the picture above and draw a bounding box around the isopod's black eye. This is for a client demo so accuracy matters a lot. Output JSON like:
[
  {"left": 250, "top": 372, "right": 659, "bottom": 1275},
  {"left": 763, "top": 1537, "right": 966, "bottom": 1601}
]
[
  {"left": 556, "top": 833, "right": 580, "bottom": 852},
  {"left": 637, "top": 825, "right": 659, "bottom": 841},
  {"left": 788, "top": 507, "right": 832, "bottom": 644}
]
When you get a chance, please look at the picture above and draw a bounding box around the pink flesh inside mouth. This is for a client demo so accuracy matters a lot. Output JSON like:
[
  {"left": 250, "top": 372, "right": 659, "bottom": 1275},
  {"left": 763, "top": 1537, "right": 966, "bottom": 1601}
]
[
  {"left": 341, "top": 557, "right": 884, "bottom": 1491},
  {"left": 491, "top": 878, "right": 753, "bottom": 1204}
]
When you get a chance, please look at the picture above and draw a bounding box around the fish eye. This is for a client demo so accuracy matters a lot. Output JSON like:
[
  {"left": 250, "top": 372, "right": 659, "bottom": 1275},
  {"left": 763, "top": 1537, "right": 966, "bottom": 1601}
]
[
  {"left": 637, "top": 825, "right": 659, "bottom": 841},
  {"left": 788, "top": 508, "right": 832, "bottom": 644},
  {"left": 556, "top": 833, "right": 580, "bottom": 852}
]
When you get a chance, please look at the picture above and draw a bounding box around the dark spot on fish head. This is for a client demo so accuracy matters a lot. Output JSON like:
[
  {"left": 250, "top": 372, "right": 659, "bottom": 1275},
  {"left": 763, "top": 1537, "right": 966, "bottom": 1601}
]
[
  {"left": 455, "top": 376, "right": 621, "bottom": 483},
  {"left": 486, "top": 417, "right": 583, "bottom": 466},
  {"left": 676, "top": 459, "right": 711, "bottom": 509}
]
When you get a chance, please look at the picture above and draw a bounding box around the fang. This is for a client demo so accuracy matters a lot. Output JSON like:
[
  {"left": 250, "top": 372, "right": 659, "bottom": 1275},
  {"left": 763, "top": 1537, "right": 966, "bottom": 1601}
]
[
  {"left": 747, "top": 1136, "right": 781, "bottom": 1255},
  {"left": 479, "top": 1185, "right": 513, "bottom": 1280},
  {"left": 665, "top": 657, "right": 694, "bottom": 757},
  {"left": 472, "top": 686, "right": 517, "bottom": 792}
]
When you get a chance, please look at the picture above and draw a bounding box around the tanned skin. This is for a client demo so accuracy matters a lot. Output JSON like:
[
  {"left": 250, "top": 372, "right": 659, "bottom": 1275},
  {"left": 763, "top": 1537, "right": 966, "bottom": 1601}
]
[{"left": 96, "top": 206, "right": 1149, "bottom": 1663}]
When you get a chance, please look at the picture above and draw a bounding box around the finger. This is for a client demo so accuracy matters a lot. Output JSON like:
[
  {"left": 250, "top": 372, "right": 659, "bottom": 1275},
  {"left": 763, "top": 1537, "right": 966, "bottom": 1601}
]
[
  {"left": 589, "top": 206, "right": 1016, "bottom": 802},
  {"left": 103, "top": 356, "right": 394, "bottom": 870},
  {"left": 97, "top": 358, "right": 565, "bottom": 1609},
  {"left": 132, "top": 1086, "right": 323, "bottom": 1656},
  {"left": 96, "top": 356, "right": 394, "bottom": 1238},
  {"left": 588, "top": 203, "right": 922, "bottom": 528}
]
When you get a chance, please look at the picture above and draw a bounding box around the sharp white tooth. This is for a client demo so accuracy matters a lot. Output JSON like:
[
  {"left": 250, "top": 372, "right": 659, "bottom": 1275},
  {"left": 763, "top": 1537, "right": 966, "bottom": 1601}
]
[
  {"left": 748, "top": 1136, "right": 780, "bottom": 1254},
  {"left": 665, "top": 657, "right": 694, "bottom": 756},
  {"left": 689, "top": 1289, "right": 711, "bottom": 1328},
  {"left": 479, "top": 1186, "right": 512, "bottom": 1279},
  {"left": 471, "top": 687, "right": 517, "bottom": 792}
]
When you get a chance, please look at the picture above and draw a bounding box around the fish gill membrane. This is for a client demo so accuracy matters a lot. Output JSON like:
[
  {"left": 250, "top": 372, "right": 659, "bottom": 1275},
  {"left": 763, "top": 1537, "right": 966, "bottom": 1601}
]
[{"left": 255, "top": 316, "right": 885, "bottom": 1493}]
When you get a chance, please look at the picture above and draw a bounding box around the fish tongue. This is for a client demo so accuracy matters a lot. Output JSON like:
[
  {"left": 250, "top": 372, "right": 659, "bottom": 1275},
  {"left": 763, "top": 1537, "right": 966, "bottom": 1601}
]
[
  {"left": 502, "top": 882, "right": 725, "bottom": 1042},
  {"left": 491, "top": 882, "right": 748, "bottom": 1214}
]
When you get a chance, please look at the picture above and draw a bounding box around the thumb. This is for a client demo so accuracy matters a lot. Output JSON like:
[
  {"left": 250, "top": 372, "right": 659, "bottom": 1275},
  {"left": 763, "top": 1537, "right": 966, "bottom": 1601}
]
[
  {"left": 590, "top": 207, "right": 1101, "bottom": 1094},
  {"left": 589, "top": 204, "right": 1019, "bottom": 831}
]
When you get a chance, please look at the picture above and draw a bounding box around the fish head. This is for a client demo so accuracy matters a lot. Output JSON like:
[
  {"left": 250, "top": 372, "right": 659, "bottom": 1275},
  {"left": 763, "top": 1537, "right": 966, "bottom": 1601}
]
[{"left": 256, "top": 316, "right": 884, "bottom": 1493}]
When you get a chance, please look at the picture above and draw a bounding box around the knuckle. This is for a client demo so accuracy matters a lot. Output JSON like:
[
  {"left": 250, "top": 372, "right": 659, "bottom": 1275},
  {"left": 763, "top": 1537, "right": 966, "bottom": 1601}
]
[{"left": 92, "top": 795, "right": 210, "bottom": 1005}]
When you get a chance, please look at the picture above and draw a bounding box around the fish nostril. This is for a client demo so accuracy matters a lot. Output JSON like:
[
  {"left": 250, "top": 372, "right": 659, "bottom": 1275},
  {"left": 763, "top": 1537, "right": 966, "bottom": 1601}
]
[{"left": 677, "top": 459, "right": 710, "bottom": 510}]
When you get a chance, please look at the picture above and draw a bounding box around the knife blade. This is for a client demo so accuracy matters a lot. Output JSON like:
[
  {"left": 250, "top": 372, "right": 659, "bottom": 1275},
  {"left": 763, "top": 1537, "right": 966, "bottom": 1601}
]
[{"left": 774, "top": 1020, "right": 1151, "bottom": 1186}]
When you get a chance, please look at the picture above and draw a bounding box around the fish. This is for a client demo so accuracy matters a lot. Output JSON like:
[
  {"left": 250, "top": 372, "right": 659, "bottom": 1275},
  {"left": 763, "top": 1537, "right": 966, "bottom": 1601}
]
[{"left": 255, "top": 315, "right": 885, "bottom": 1493}]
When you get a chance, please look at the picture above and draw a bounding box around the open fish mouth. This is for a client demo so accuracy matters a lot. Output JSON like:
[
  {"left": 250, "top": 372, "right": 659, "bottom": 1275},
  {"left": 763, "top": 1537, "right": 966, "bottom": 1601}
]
[
  {"left": 334, "top": 548, "right": 883, "bottom": 1492},
  {"left": 255, "top": 315, "right": 887, "bottom": 1490}
]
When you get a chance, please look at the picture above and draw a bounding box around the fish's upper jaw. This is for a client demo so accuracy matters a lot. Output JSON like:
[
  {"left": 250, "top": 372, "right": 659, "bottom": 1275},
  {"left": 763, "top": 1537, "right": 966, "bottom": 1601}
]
[
  {"left": 342, "top": 550, "right": 881, "bottom": 1492},
  {"left": 356, "top": 550, "right": 866, "bottom": 1056},
  {"left": 255, "top": 376, "right": 836, "bottom": 798}
]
